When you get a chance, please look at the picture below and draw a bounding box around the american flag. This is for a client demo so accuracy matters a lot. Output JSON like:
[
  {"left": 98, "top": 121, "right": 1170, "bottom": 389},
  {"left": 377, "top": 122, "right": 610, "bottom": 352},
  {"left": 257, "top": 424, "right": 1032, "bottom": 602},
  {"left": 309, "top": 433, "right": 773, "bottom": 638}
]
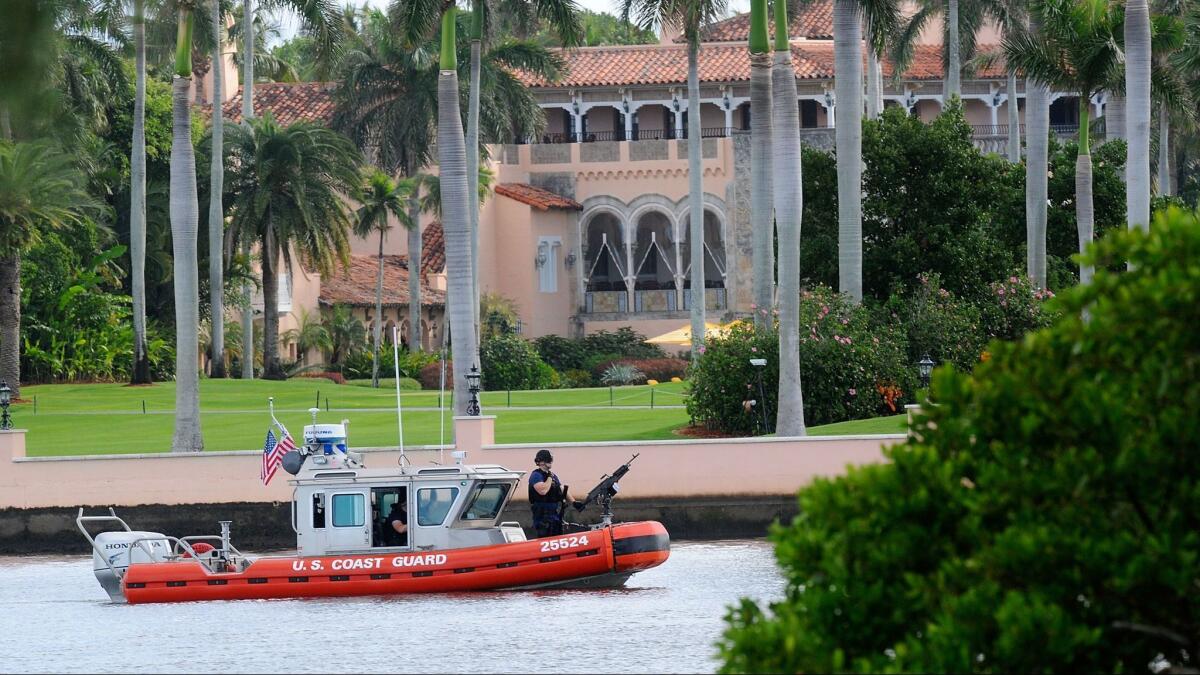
[{"left": 261, "top": 426, "right": 296, "bottom": 486}]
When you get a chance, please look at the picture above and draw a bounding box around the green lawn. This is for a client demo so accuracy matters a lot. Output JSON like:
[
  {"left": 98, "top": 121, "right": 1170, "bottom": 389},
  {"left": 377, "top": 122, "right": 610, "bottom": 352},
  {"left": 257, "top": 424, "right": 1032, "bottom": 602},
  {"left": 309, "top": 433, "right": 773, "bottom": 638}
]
[
  {"left": 14, "top": 380, "right": 904, "bottom": 456},
  {"left": 807, "top": 414, "right": 908, "bottom": 435}
]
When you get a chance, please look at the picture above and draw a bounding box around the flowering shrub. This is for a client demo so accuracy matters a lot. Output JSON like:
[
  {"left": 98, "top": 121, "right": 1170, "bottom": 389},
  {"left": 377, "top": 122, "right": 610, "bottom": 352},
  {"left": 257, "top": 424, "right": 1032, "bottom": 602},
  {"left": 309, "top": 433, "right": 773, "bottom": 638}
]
[
  {"left": 978, "top": 273, "right": 1058, "bottom": 341},
  {"left": 888, "top": 273, "right": 986, "bottom": 371},
  {"left": 688, "top": 287, "right": 915, "bottom": 434}
]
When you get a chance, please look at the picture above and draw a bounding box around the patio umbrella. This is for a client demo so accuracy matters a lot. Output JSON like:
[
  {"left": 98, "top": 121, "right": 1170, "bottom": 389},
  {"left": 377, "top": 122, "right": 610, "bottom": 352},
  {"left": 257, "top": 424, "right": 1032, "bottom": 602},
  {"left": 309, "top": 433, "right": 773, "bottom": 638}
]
[{"left": 645, "top": 320, "right": 745, "bottom": 346}]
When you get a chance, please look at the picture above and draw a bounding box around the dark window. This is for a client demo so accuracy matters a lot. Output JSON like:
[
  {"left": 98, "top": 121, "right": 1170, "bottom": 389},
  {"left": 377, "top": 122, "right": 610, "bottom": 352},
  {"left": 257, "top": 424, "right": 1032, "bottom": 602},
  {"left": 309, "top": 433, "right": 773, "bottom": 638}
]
[
  {"left": 741, "top": 105, "right": 751, "bottom": 130},
  {"left": 1049, "top": 97, "right": 1080, "bottom": 128},
  {"left": 800, "top": 100, "right": 819, "bottom": 128},
  {"left": 312, "top": 493, "right": 325, "bottom": 529},
  {"left": 631, "top": 111, "right": 640, "bottom": 139},
  {"left": 417, "top": 487, "right": 460, "bottom": 526},
  {"left": 461, "top": 483, "right": 512, "bottom": 521}
]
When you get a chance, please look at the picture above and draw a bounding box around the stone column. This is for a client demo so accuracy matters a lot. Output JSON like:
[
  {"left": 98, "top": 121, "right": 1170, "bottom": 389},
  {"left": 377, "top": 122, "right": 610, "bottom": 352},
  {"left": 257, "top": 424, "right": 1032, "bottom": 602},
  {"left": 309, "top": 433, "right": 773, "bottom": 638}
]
[
  {"left": 624, "top": 108, "right": 634, "bottom": 140},
  {"left": 453, "top": 415, "right": 495, "bottom": 454}
]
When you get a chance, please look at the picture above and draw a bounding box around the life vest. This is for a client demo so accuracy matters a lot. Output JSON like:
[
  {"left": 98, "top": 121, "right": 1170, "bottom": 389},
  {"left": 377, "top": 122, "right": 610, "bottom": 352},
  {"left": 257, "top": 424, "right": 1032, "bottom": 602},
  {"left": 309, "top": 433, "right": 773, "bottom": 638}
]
[{"left": 528, "top": 469, "right": 562, "bottom": 523}]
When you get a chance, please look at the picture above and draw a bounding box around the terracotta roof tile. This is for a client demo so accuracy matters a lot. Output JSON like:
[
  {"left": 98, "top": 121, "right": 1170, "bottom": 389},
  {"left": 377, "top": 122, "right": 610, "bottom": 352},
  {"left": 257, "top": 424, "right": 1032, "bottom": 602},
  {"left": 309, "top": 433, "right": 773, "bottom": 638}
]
[
  {"left": 524, "top": 43, "right": 1000, "bottom": 88},
  {"left": 495, "top": 183, "right": 583, "bottom": 210},
  {"left": 221, "top": 83, "right": 336, "bottom": 126},
  {"left": 320, "top": 255, "right": 445, "bottom": 308},
  {"left": 421, "top": 222, "right": 445, "bottom": 278},
  {"left": 686, "top": 4, "right": 834, "bottom": 42}
]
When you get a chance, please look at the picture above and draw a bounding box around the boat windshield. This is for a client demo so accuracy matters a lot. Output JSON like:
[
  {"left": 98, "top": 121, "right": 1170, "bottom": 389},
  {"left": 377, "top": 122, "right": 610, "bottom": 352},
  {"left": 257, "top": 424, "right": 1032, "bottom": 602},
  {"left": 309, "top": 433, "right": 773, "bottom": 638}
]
[{"left": 460, "top": 483, "right": 512, "bottom": 521}]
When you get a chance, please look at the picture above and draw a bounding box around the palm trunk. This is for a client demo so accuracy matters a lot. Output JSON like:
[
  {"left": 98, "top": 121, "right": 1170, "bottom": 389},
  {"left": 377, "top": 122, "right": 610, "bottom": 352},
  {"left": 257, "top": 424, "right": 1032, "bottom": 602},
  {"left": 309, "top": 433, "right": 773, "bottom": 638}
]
[
  {"left": 834, "top": 0, "right": 863, "bottom": 303},
  {"left": 772, "top": 39, "right": 806, "bottom": 437},
  {"left": 467, "top": 4, "right": 483, "bottom": 356},
  {"left": 241, "top": 0, "right": 254, "bottom": 122},
  {"left": 1024, "top": 18, "right": 1049, "bottom": 289},
  {"left": 207, "top": 0, "right": 226, "bottom": 378},
  {"left": 1006, "top": 72, "right": 1020, "bottom": 162},
  {"left": 131, "top": 0, "right": 151, "bottom": 384},
  {"left": 944, "top": 0, "right": 960, "bottom": 101},
  {"left": 1158, "top": 101, "right": 1171, "bottom": 196},
  {"left": 372, "top": 229, "right": 384, "bottom": 388},
  {"left": 1076, "top": 99, "right": 1093, "bottom": 286},
  {"left": 170, "top": 75, "right": 204, "bottom": 452},
  {"left": 239, "top": 0, "right": 255, "bottom": 379},
  {"left": 407, "top": 195, "right": 422, "bottom": 352},
  {"left": 0, "top": 255, "right": 21, "bottom": 399},
  {"left": 261, "top": 225, "right": 285, "bottom": 380},
  {"left": 1107, "top": 94, "right": 1125, "bottom": 141},
  {"left": 687, "top": 40, "right": 706, "bottom": 358},
  {"left": 749, "top": 0, "right": 773, "bottom": 331},
  {"left": 866, "top": 36, "right": 882, "bottom": 120},
  {"left": 1126, "top": 0, "right": 1151, "bottom": 232},
  {"left": 438, "top": 9, "right": 478, "bottom": 416}
]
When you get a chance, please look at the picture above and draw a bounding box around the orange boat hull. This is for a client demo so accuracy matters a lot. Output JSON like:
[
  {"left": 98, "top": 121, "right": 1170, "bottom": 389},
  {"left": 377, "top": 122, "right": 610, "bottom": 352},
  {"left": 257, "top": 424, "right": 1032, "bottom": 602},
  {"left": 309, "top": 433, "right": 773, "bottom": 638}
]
[{"left": 121, "top": 521, "right": 669, "bottom": 604}]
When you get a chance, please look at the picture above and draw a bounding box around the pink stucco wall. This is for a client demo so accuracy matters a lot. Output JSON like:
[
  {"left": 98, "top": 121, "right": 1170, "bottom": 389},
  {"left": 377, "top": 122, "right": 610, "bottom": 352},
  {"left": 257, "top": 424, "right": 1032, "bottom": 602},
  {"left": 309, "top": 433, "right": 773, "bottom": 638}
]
[{"left": 0, "top": 423, "right": 902, "bottom": 509}]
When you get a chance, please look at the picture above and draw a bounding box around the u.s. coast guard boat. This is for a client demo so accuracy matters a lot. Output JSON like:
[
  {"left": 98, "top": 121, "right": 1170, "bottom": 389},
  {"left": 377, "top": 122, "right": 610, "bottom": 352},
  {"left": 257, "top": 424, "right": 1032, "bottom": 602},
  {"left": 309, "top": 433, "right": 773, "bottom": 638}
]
[{"left": 77, "top": 414, "right": 669, "bottom": 604}]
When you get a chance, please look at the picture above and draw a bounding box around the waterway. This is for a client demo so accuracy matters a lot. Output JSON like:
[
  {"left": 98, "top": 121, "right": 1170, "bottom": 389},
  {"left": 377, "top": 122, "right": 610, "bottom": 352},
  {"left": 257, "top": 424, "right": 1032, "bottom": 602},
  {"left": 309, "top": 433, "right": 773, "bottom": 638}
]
[{"left": 0, "top": 540, "right": 781, "bottom": 673}]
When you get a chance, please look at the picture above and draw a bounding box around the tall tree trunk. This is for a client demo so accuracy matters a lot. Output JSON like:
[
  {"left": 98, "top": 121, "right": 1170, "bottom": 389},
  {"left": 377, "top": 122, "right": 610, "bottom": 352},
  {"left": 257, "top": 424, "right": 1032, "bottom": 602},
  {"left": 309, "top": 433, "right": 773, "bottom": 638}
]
[
  {"left": 208, "top": 0, "right": 226, "bottom": 379},
  {"left": 407, "top": 195, "right": 422, "bottom": 353},
  {"left": 131, "top": 0, "right": 152, "bottom": 384},
  {"left": 1126, "top": 0, "right": 1151, "bottom": 232},
  {"left": 1024, "top": 18, "right": 1049, "bottom": 289},
  {"left": 1107, "top": 94, "right": 1125, "bottom": 141},
  {"left": 1076, "top": 99, "right": 1093, "bottom": 286},
  {"left": 1158, "top": 101, "right": 1171, "bottom": 196},
  {"left": 750, "top": 0, "right": 773, "bottom": 331},
  {"left": 771, "top": 17, "right": 805, "bottom": 437},
  {"left": 372, "top": 229, "right": 384, "bottom": 388},
  {"left": 687, "top": 40, "right": 706, "bottom": 358},
  {"left": 834, "top": 0, "right": 863, "bottom": 303},
  {"left": 467, "top": 4, "right": 483, "bottom": 357},
  {"left": 866, "top": 37, "right": 882, "bottom": 119},
  {"left": 261, "top": 226, "right": 285, "bottom": 380},
  {"left": 944, "top": 0, "right": 960, "bottom": 101},
  {"left": 170, "top": 75, "right": 204, "bottom": 452},
  {"left": 239, "top": 0, "right": 255, "bottom": 379},
  {"left": 1006, "top": 72, "right": 1020, "bottom": 163},
  {"left": 0, "top": 255, "right": 21, "bottom": 399},
  {"left": 438, "top": 9, "right": 478, "bottom": 416}
]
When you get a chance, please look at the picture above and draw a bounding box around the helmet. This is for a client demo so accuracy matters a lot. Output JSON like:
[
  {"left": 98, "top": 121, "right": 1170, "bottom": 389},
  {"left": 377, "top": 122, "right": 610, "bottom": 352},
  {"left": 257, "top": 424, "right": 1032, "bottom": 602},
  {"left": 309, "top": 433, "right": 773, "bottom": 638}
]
[{"left": 534, "top": 449, "right": 554, "bottom": 464}]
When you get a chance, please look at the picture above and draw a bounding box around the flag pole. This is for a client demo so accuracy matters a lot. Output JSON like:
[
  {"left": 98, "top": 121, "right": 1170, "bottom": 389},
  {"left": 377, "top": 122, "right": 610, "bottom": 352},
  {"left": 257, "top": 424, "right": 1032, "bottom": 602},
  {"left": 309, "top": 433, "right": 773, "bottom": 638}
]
[{"left": 393, "top": 325, "right": 407, "bottom": 469}]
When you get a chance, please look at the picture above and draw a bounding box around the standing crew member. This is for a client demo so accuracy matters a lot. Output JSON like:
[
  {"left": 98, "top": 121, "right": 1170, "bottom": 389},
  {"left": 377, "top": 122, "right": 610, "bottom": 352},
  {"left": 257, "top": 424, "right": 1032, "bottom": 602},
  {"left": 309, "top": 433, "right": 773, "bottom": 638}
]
[{"left": 528, "top": 449, "right": 581, "bottom": 538}]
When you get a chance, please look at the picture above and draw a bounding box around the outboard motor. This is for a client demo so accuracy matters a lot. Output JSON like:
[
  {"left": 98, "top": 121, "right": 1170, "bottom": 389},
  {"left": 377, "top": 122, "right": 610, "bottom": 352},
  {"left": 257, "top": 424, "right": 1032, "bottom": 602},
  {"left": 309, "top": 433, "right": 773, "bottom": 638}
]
[{"left": 92, "top": 531, "right": 170, "bottom": 603}]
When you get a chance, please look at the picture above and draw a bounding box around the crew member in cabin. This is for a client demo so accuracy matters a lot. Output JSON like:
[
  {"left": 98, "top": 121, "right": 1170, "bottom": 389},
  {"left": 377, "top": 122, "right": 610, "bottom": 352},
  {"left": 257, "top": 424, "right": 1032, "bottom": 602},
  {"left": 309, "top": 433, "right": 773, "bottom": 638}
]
[
  {"left": 382, "top": 500, "right": 408, "bottom": 547},
  {"left": 528, "top": 449, "right": 583, "bottom": 537}
]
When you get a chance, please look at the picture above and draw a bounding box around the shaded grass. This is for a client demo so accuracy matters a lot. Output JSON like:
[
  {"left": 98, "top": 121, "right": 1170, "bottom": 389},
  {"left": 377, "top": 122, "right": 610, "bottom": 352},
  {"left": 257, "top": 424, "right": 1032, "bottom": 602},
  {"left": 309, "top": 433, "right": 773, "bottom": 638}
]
[{"left": 807, "top": 414, "right": 908, "bottom": 435}]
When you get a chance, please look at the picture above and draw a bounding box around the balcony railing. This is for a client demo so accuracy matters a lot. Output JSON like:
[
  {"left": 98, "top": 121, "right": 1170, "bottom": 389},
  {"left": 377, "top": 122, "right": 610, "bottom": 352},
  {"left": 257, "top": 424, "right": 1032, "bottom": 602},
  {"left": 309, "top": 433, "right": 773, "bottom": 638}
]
[
  {"left": 524, "top": 127, "right": 736, "bottom": 144},
  {"left": 970, "top": 123, "right": 1101, "bottom": 139},
  {"left": 584, "top": 287, "right": 727, "bottom": 314}
]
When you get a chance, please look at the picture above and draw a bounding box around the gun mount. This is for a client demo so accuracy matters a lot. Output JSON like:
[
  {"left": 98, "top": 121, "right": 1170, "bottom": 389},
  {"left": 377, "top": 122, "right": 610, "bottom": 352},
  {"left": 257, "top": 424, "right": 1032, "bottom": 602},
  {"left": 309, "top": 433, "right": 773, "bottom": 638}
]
[{"left": 578, "top": 453, "right": 639, "bottom": 528}]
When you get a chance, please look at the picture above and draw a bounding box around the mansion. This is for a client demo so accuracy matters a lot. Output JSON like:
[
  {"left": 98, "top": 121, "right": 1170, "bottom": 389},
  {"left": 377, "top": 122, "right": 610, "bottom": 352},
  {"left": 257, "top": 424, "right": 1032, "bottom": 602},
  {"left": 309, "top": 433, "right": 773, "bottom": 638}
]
[{"left": 201, "top": 2, "right": 1101, "bottom": 362}]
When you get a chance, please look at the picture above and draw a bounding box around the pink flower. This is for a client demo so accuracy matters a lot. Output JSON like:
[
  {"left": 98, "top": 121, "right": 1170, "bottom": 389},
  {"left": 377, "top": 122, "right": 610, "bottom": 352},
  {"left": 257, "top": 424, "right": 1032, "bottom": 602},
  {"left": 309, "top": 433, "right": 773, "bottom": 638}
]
[
  {"left": 698, "top": 345, "right": 707, "bottom": 354},
  {"left": 759, "top": 309, "right": 768, "bottom": 315},
  {"left": 848, "top": 388, "right": 857, "bottom": 396},
  {"left": 997, "top": 287, "right": 1006, "bottom": 296},
  {"left": 841, "top": 318, "right": 849, "bottom": 325},
  {"left": 1009, "top": 276, "right": 1019, "bottom": 283},
  {"left": 749, "top": 303, "right": 757, "bottom": 310},
  {"left": 750, "top": 347, "right": 757, "bottom": 353}
]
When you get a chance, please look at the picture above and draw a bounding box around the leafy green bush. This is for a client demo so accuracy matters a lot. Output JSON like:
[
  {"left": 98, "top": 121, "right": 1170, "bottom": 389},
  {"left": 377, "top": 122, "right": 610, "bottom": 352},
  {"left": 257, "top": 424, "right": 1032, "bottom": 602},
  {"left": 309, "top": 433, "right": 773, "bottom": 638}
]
[
  {"left": 479, "top": 334, "right": 553, "bottom": 390},
  {"left": 534, "top": 334, "right": 592, "bottom": 371},
  {"left": 559, "top": 368, "right": 593, "bottom": 389},
  {"left": 688, "top": 287, "right": 915, "bottom": 433},
  {"left": 977, "top": 273, "right": 1058, "bottom": 341},
  {"left": 535, "top": 328, "right": 665, "bottom": 373},
  {"left": 418, "top": 361, "right": 450, "bottom": 390},
  {"left": 885, "top": 273, "right": 986, "bottom": 371},
  {"left": 719, "top": 210, "right": 1200, "bottom": 673}
]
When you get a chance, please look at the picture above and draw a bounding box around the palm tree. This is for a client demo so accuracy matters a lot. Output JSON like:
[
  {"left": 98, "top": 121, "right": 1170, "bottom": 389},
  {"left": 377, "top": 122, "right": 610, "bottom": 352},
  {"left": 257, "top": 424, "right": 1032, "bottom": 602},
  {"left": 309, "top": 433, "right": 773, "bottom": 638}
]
[
  {"left": 749, "top": 0, "right": 773, "bottom": 328},
  {"left": 835, "top": 0, "right": 898, "bottom": 304},
  {"left": 207, "top": 0, "right": 228, "bottom": 378},
  {"left": 1024, "top": 11, "right": 1050, "bottom": 290},
  {"left": 767, "top": 0, "right": 805, "bottom": 436},
  {"left": 324, "top": 303, "right": 367, "bottom": 368},
  {"left": 0, "top": 141, "right": 98, "bottom": 398},
  {"left": 169, "top": 1, "right": 205, "bottom": 452},
  {"left": 891, "top": 0, "right": 992, "bottom": 118},
  {"left": 1006, "top": 0, "right": 1123, "bottom": 287},
  {"left": 464, "top": 0, "right": 581, "bottom": 348},
  {"left": 354, "top": 168, "right": 414, "bottom": 388},
  {"left": 282, "top": 307, "right": 332, "bottom": 364},
  {"left": 131, "top": 0, "right": 152, "bottom": 384},
  {"left": 621, "top": 0, "right": 727, "bottom": 359},
  {"left": 225, "top": 113, "right": 361, "bottom": 380},
  {"left": 1127, "top": 0, "right": 1151, "bottom": 232}
]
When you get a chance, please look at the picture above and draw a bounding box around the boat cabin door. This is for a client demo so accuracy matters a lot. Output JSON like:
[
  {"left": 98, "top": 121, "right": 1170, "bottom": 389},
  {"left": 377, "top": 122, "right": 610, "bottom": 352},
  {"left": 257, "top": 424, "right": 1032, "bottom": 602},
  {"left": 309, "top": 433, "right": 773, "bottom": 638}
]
[{"left": 323, "top": 489, "right": 371, "bottom": 551}]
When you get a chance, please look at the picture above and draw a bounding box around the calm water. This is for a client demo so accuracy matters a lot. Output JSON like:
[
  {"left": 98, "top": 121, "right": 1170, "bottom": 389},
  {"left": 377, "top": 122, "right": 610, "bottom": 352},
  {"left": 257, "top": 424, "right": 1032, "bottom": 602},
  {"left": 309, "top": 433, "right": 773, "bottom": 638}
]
[{"left": 0, "top": 540, "right": 781, "bottom": 674}]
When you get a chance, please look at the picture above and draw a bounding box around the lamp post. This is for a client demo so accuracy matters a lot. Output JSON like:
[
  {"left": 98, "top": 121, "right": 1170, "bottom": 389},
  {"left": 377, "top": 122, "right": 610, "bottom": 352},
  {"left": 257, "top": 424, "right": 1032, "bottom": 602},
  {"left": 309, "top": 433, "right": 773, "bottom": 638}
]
[
  {"left": 749, "top": 358, "right": 771, "bottom": 433},
  {"left": 0, "top": 381, "right": 11, "bottom": 431},
  {"left": 466, "top": 365, "right": 482, "bottom": 416},
  {"left": 917, "top": 355, "right": 935, "bottom": 389}
]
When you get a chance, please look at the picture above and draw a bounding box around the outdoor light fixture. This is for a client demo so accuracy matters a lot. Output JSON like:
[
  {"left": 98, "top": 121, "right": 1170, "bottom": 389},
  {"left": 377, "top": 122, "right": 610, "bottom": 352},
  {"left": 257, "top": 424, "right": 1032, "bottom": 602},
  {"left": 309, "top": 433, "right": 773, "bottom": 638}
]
[
  {"left": 466, "top": 365, "right": 482, "bottom": 416},
  {"left": 722, "top": 90, "right": 731, "bottom": 110},
  {"left": 904, "top": 90, "right": 917, "bottom": 112},
  {"left": 918, "top": 354, "right": 935, "bottom": 389},
  {"left": 823, "top": 90, "right": 834, "bottom": 110},
  {"left": 0, "top": 380, "right": 11, "bottom": 431},
  {"left": 535, "top": 242, "right": 549, "bottom": 269},
  {"left": 564, "top": 251, "right": 577, "bottom": 269},
  {"left": 991, "top": 89, "right": 1003, "bottom": 108},
  {"left": 748, "top": 359, "right": 771, "bottom": 433}
]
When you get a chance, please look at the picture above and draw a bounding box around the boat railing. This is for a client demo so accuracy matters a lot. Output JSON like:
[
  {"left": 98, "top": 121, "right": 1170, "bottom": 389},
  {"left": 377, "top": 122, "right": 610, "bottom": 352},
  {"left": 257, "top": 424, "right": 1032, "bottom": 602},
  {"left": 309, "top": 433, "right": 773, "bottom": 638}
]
[
  {"left": 176, "top": 535, "right": 245, "bottom": 559},
  {"left": 125, "top": 534, "right": 205, "bottom": 567},
  {"left": 76, "top": 507, "right": 133, "bottom": 579}
]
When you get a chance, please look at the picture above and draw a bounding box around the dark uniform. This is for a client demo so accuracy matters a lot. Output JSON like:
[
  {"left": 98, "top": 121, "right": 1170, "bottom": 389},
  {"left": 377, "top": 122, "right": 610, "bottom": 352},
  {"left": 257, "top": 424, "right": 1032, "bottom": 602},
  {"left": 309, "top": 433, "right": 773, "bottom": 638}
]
[
  {"left": 382, "top": 502, "right": 408, "bottom": 547},
  {"left": 528, "top": 466, "right": 565, "bottom": 538}
]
